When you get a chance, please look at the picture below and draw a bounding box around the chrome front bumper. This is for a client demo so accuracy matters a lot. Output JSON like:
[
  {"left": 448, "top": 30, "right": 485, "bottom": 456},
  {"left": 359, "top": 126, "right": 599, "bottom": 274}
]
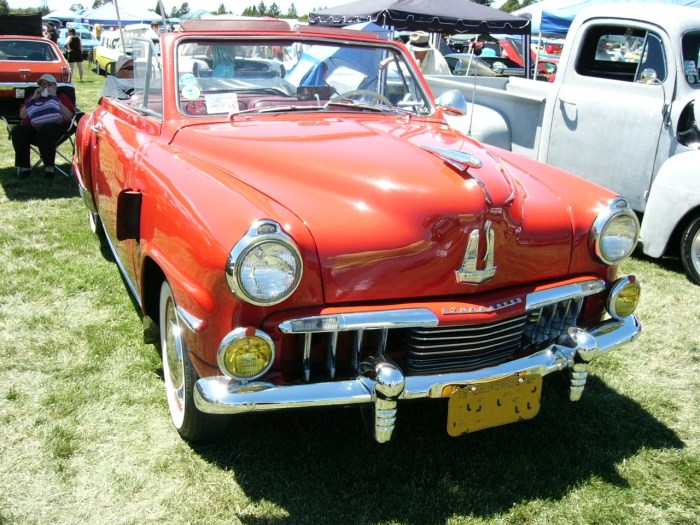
[{"left": 194, "top": 315, "right": 641, "bottom": 442}]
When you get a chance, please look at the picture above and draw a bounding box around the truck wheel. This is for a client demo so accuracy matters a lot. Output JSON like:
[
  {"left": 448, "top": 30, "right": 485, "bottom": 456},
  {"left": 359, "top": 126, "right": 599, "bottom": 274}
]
[
  {"left": 681, "top": 216, "right": 700, "bottom": 285},
  {"left": 159, "top": 280, "right": 220, "bottom": 441}
]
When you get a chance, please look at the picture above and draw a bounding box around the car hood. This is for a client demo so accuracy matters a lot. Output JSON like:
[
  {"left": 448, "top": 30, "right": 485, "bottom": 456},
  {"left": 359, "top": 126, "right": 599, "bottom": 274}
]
[{"left": 172, "top": 116, "right": 576, "bottom": 304}]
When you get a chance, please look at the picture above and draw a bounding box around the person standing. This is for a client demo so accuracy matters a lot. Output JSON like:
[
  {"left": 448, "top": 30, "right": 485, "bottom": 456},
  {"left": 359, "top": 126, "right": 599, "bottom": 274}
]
[
  {"left": 65, "top": 28, "right": 84, "bottom": 82},
  {"left": 46, "top": 22, "right": 59, "bottom": 44}
]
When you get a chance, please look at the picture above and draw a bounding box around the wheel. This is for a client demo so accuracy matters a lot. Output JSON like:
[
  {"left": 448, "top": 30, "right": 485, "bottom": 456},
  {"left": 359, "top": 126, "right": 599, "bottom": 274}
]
[
  {"left": 95, "top": 60, "right": 102, "bottom": 75},
  {"left": 106, "top": 62, "right": 115, "bottom": 76},
  {"left": 159, "top": 280, "right": 219, "bottom": 441},
  {"left": 328, "top": 89, "right": 393, "bottom": 107},
  {"left": 681, "top": 216, "right": 700, "bottom": 285}
]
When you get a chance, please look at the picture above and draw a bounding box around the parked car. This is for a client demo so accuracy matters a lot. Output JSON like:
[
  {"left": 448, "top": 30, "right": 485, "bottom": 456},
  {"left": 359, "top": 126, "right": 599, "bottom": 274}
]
[
  {"left": 0, "top": 35, "right": 72, "bottom": 115},
  {"left": 444, "top": 53, "right": 497, "bottom": 76},
  {"left": 73, "top": 18, "right": 642, "bottom": 443},
  {"left": 93, "top": 29, "right": 122, "bottom": 75},
  {"left": 58, "top": 27, "right": 99, "bottom": 60}
]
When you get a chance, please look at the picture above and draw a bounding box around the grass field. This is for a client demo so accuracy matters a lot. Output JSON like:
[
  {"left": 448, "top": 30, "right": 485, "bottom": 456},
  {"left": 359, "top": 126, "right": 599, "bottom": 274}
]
[{"left": 0, "top": 67, "right": 698, "bottom": 525}]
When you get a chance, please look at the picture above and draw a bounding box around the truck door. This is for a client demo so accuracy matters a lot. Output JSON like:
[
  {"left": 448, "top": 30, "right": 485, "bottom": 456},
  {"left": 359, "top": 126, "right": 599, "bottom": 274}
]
[{"left": 546, "top": 25, "right": 672, "bottom": 212}]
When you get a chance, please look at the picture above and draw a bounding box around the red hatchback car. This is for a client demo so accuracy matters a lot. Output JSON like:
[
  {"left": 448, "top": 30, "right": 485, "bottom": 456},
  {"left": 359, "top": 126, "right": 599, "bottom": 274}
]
[
  {"left": 0, "top": 34, "right": 72, "bottom": 115},
  {"left": 74, "top": 19, "right": 642, "bottom": 443}
]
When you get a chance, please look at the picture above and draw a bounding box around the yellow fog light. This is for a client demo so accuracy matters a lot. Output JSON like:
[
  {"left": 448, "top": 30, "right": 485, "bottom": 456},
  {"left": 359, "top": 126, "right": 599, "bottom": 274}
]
[
  {"left": 607, "top": 276, "right": 641, "bottom": 320},
  {"left": 217, "top": 327, "right": 275, "bottom": 382}
]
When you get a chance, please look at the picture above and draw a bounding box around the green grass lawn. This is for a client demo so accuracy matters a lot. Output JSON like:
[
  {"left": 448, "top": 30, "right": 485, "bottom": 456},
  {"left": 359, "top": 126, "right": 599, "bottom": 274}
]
[{"left": 0, "top": 66, "right": 698, "bottom": 525}]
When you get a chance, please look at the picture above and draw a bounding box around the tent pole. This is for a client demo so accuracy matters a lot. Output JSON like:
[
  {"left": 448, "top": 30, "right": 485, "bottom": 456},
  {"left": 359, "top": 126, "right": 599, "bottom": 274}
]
[
  {"left": 534, "top": 31, "right": 542, "bottom": 80},
  {"left": 524, "top": 33, "right": 531, "bottom": 79},
  {"left": 114, "top": 0, "right": 127, "bottom": 55}
]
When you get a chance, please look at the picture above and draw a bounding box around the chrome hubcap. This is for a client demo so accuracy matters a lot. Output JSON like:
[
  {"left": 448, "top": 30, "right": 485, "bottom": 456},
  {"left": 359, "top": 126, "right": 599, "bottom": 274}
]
[{"left": 163, "top": 297, "right": 185, "bottom": 425}]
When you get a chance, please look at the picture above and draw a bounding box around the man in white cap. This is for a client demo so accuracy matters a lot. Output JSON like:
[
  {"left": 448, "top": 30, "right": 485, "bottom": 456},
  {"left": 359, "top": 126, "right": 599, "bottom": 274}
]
[
  {"left": 408, "top": 31, "right": 450, "bottom": 75},
  {"left": 12, "top": 74, "right": 76, "bottom": 179}
]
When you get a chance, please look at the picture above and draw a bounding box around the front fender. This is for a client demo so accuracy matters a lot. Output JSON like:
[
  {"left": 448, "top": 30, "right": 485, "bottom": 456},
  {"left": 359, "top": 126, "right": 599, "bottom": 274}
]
[
  {"left": 74, "top": 112, "right": 97, "bottom": 213},
  {"left": 640, "top": 150, "right": 700, "bottom": 257}
]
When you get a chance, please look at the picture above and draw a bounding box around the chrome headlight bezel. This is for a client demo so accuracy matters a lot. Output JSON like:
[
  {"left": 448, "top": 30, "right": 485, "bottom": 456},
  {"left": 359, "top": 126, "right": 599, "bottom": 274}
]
[
  {"left": 590, "top": 198, "right": 640, "bottom": 265},
  {"left": 607, "top": 275, "right": 641, "bottom": 320},
  {"left": 226, "top": 220, "right": 303, "bottom": 306},
  {"left": 217, "top": 327, "right": 275, "bottom": 382}
]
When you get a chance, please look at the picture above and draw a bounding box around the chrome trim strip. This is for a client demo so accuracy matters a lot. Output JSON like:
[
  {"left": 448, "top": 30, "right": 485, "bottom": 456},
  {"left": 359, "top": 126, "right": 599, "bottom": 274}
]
[
  {"left": 102, "top": 229, "right": 142, "bottom": 309},
  {"left": 194, "top": 314, "right": 641, "bottom": 415},
  {"left": 526, "top": 280, "right": 605, "bottom": 311},
  {"left": 175, "top": 306, "right": 206, "bottom": 333},
  {"left": 77, "top": 179, "right": 98, "bottom": 214},
  {"left": 278, "top": 308, "right": 439, "bottom": 333}
]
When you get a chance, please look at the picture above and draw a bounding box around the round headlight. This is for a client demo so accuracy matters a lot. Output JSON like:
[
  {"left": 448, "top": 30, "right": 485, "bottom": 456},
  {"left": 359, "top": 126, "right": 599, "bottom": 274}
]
[
  {"left": 607, "top": 276, "right": 641, "bottom": 319},
  {"left": 217, "top": 327, "right": 275, "bottom": 381},
  {"left": 227, "top": 220, "right": 303, "bottom": 306},
  {"left": 591, "top": 198, "right": 640, "bottom": 265}
]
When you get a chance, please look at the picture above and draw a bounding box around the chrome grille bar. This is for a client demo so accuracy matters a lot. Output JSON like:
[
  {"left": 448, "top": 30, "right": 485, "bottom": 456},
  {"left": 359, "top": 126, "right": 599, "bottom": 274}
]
[{"left": 327, "top": 332, "right": 338, "bottom": 378}]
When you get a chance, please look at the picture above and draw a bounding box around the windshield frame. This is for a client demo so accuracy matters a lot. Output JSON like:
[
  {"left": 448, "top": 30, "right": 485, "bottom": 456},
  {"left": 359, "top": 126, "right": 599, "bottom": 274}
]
[{"left": 172, "top": 34, "right": 435, "bottom": 119}]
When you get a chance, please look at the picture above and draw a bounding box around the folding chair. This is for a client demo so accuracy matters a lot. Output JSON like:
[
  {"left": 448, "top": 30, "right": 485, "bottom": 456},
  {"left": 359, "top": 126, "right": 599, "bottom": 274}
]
[{"left": 2, "top": 85, "right": 84, "bottom": 178}]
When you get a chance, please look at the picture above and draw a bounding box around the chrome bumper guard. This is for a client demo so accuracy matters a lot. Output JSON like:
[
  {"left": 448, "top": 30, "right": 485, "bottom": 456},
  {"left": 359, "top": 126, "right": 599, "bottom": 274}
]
[{"left": 194, "top": 315, "right": 641, "bottom": 442}]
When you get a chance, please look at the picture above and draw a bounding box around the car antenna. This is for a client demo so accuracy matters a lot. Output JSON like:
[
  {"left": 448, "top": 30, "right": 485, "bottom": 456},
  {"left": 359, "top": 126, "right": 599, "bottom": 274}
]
[{"left": 466, "top": 36, "right": 480, "bottom": 137}]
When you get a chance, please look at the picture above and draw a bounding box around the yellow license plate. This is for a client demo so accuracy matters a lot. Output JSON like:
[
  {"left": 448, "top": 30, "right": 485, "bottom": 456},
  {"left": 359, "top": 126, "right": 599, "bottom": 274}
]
[{"left": 447, "top": 375, "right": 542, "bottom": 437}]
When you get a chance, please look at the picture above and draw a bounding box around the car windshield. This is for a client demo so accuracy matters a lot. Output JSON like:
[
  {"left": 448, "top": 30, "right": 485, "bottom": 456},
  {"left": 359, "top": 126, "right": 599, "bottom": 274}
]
[
  {"left": 682, "top": 31, "right": 700, "bottom": 87},
  {"left": 0, "top": 39, "right": 59, "bottom": 62},
  {"left": 173, "top": 37, "right": 433, "bottom": 117}
]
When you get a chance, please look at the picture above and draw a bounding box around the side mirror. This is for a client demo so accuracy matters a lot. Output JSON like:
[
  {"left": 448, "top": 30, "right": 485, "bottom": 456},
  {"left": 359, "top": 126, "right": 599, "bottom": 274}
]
[
  {"left": 638, "top": 68, "right": 660, "bottom": 84},
  {"left": 435, "top": 89, "right": 468, "bottom": 116}
]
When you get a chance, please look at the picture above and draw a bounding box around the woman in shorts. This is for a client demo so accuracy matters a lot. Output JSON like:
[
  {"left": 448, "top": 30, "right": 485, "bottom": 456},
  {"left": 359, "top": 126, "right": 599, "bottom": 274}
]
[{"left": 66, "top": 28, "right": 84, "bottom": 82}]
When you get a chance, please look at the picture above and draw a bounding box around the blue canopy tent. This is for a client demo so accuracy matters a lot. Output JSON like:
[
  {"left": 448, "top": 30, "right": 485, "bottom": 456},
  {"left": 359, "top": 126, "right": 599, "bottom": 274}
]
[{"left": 80, "top": 4, "right": 160, "bottom": 26}]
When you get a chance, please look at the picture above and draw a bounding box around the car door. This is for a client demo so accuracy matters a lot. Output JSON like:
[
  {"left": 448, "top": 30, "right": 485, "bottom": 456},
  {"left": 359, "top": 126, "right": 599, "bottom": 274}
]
[
  {"left": 91, "top": 103, "right": 144, "bottom": 288},
  {"left": 546, "top": 24, "right": 672, "bottom": 212}
]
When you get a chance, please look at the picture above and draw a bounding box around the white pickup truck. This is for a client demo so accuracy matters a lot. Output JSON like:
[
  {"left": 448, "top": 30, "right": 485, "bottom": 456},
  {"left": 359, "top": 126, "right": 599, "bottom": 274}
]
[{"left": 428, "top": 4, "right": 700, "bottom": 284}]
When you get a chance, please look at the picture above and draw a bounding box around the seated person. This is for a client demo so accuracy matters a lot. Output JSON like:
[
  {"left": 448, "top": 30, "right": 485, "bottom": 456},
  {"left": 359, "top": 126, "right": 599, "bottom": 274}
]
[{"left": 12, "top": 74, "right": 75, "bottom": 179}]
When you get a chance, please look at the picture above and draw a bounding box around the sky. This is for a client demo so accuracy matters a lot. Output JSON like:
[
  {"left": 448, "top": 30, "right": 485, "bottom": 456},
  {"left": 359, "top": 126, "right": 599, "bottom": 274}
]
[{"left": 10, "top": 0, "right": 351, "bottom": 17}]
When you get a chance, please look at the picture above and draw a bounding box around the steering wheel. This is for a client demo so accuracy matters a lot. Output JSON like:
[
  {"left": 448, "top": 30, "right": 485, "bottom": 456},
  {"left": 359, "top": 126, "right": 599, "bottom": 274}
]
[{"left": 328, "top": 89, "right": 393, "bottom": 107}]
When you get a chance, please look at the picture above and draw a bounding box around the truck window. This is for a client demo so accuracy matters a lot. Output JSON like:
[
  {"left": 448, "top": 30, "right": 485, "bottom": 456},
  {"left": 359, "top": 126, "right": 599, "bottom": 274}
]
[
  {"left": 636, "top": 33, "right": 667, "bottom": 83},
  {"left": 681, "top": 31, "right": 700, "bottom": 86},
  {"left": 576, "top": 25, "right": 665, "bottom": 83}
]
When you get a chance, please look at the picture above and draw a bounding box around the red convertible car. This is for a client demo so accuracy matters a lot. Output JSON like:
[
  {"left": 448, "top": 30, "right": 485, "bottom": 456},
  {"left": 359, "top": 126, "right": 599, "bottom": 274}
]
[{"left": 73, "top": 19, "right": 642, "bottom": 443}]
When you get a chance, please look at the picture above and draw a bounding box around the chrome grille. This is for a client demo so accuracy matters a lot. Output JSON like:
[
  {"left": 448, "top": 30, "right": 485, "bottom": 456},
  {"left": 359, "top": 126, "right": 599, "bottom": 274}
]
[
  {"left": 404, "top": 316, "right": 527, "bottom": 373},
  {"left": 279, "top": 297, "right": 589, "bottom": 382}
]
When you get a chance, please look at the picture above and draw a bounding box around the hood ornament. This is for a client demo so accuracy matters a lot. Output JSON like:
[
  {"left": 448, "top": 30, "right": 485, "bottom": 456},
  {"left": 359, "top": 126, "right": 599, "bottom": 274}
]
[
  {"left": 420, "top": 145, "right": 493, "bottom": 205},
  {"left": 456, "top": 220, "right": 497, "bottom": 284}
]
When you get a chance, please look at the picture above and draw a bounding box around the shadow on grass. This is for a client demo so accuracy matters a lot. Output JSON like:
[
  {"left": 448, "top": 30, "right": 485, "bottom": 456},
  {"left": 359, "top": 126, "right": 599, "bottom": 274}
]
[
  {"left": 191, "top": 375, "right": 683, "bottom": 524},
  {"left": 631, "top": 247, "right": 686, "bottom": 281},
  {"left": 0, "top": 164, "right": 78, "bottom": 201}
]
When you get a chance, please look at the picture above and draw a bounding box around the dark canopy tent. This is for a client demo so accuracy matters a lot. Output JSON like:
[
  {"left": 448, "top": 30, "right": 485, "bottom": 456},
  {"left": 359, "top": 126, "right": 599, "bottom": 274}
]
[
  {"left": 0, "top": 13, "right": 43, "bottom": 37},
  {"left": 309, "top": 0, "right": 531, "bottom": 35}
]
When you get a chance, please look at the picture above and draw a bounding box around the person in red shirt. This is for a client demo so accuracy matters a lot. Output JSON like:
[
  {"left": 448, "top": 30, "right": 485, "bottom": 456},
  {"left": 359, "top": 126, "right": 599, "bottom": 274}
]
[{"left": 13, "top": 74, "right": 75, "bottom": 179}]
